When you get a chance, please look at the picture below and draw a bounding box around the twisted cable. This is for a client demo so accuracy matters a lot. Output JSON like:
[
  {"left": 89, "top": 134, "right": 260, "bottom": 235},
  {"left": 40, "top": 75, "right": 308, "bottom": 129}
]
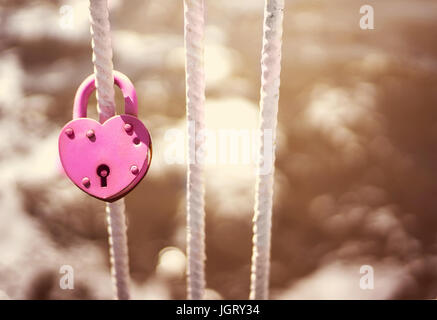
[
  {"left": 183, "top": 0, "right": 207, "bottom": 300},
  {"left": 106, "top": 200, "right": 130, "bottom": 300},
  {"left": 250, "top": 0, "right": 284, "bottom": 300},
  {"left": 89, "top": 0, "right": 115, "bottom": 123},
  {"left": 89, "top": 0, "right": 130, "bottom": 300}
]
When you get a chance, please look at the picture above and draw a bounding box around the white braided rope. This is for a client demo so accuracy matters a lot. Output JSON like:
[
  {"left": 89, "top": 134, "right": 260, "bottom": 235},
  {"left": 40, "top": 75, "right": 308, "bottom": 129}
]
[
  {"left": 89, "top": 0, "right": 130, "bottom": 300},
  {"left": 89, "top": 0, "right": 115, "bottom": 123},
  {"left": 250, "top": 0, "right": 284, "bottom": 300},
  {"left": 183, "top": 0, "right": 206, "bottom": 300},
  {"left": 106, "top": 200, "right": 130, "bottom": 300}
]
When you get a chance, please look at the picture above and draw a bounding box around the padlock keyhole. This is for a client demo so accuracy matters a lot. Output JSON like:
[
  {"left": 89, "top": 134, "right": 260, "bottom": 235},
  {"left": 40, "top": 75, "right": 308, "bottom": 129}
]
[{"left": 97, "top": 164, "right": 110, "bottom": 188}]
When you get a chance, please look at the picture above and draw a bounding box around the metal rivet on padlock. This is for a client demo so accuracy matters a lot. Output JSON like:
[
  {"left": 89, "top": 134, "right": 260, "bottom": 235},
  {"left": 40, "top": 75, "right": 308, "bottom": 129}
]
[
  {"left": 130, "top": 165, "right": 139, "bottom": 175},
  {"left": 82, "top": 177, "right": 90, "bottom": 187},
  {"left": 124, "top": 123, "right": 133, "bottom": 133},
  {"left": 58, "top": 71, "right": 152, "bottom": 202},
  {"left": 65, "top": 128, "right": 74, "bottom": 137},
  {"left": 86, "top": 129, "right": 95, "bottom": 139}
]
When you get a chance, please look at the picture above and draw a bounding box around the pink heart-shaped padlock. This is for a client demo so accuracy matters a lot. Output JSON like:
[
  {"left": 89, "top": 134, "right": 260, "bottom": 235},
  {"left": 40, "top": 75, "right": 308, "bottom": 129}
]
[{"left": 58, "top": 71, "right": 152, "bottom": 202}]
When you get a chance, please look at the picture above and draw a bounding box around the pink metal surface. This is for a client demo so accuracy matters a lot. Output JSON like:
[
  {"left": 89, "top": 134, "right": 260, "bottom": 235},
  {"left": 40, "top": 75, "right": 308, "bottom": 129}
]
[
  {"left": 59, "top": 72, "right": 152, "bottom": 202},
  {"left": 73, "top": 71, "right": 138, "bottom": 118}
]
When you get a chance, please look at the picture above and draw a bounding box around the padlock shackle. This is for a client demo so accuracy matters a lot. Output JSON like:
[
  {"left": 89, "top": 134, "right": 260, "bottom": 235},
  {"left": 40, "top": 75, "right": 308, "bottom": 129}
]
[{"left": 73, "top": 71, "right": 138, "bottom": 119}]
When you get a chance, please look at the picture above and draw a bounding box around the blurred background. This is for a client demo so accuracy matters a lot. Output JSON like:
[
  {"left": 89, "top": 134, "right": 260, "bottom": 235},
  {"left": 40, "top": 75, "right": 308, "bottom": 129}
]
[{"left": 0, "top": 0, "right": 437, "bottom": 299}]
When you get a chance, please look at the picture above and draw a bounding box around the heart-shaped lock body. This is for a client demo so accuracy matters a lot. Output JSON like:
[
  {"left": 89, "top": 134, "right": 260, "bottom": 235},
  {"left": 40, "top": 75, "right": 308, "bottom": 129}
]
[{"left": 58, "top": 71, "right": 152, "bottom": 202}]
